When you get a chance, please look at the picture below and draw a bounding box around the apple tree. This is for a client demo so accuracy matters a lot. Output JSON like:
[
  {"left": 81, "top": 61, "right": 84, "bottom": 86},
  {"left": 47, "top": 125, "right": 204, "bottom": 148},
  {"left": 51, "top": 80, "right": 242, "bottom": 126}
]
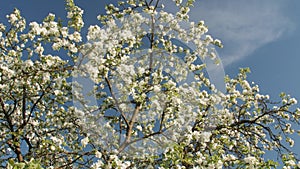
[{"left": 1, "top": 0, "right": 300, "bottom": 168}]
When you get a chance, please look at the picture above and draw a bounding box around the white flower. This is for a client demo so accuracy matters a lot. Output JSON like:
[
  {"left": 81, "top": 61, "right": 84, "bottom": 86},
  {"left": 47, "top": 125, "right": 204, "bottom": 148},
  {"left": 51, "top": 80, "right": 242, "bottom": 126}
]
[
  {"left": 205, "top": 35, "right": 213, "bottom": 43},
  {"left": 34, "top": 44, "right": 44, "bottom": 55},
  {"left": 69, "top": 31, "right": 82, "bottom": 42},
  {"left": 136, "top": 125, "right": 142, "bottom": 131},
  {"left": 69, "top": 43, "right": 78, "bottom": 53},
  {"left": 50, "top": 145, "right": 56, "bottom": 151},
  {"left": 290, "top": 98, "right": 297, "bottom": 104},
  {"left": 7, "top": 13, "right": 18, "bottom": 24},
  {"left": 286, "top": 137, "right": 294, "bottom": 147},
  {"left": 216, "top": 160, "right": 223, "bottom": 169},
  {"left": 95, "top": 151, "right": 102, "bottom": 158},
  {"left": 6, "top": 147, "right": 12, "bottom": 154},
  {"left": 286, "top": 160, "right": 296, "bottom": 166},
  {"left": 153, "top": 85, "right": 161, "bottom": 93},
  {"left": 50, "top": 136, "right": 62, "bottom": 146},
  {"left": 81, "top": 137, "right": 89, "bottom": 147},
  {"left": 23, "top": 60, "right": 33, "bottom": 68},
  {"left": 201, "top": 131, "right": 211, "bottom": 143},
  {"left": 54, "top": 90, "right": 61, "bottom": 96},
  {"left": 29, "top": 22, "right": 41, "bottom": 35},
  {"left": 91, "top": 160, "right": 104, "bottom": 169},
  {"left": 244, "top": 156, "right": 257, "bottom": 165}
]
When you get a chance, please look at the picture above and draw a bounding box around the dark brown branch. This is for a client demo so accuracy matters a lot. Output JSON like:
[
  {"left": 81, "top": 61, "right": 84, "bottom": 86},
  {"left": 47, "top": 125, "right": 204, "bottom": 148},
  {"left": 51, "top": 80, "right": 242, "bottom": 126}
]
[
  {"left": 105, "top": 77, "right": 129, "bottom": 128},
  {"left": 118, "top": 104, "right": 141, "bottom": 153}
]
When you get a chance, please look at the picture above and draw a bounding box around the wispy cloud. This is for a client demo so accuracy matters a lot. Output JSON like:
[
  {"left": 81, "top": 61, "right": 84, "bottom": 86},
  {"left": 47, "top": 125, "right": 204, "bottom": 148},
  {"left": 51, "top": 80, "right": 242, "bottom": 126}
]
[{"left": 188, "top": 0, "right": 295, "bottom": 66}]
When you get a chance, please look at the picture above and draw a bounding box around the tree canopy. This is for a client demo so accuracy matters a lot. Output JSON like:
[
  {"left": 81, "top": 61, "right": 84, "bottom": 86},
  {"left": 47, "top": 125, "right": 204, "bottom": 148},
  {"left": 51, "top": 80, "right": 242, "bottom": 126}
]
[{"left": 1, "top": 0, "right": 300, "bottom": 168}]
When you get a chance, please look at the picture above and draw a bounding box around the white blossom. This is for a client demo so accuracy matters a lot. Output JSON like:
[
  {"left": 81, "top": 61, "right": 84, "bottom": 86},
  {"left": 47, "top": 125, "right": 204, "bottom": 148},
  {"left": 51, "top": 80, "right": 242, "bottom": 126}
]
[
  {"left": 244, "top": 156, "right": 258, "bottom": 165},
  {"left": 95, "top": 151, "right": 102, "bottom": 158},
  {"left": 81, "top": 137, "right": 89, "bottom": 147}
]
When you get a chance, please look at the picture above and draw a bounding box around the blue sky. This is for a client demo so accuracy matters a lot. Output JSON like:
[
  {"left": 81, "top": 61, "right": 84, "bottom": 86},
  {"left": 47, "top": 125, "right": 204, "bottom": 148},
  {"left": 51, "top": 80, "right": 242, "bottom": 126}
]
[{"left": 1, "top": 0, "right": 300, "bottom": 160}]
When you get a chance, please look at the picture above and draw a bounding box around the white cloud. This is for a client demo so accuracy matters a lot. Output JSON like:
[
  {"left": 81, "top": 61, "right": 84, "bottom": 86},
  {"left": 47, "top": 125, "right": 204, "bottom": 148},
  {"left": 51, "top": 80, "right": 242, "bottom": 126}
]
[{"left": 188, "top": 0, "right": 295, "bottom": 66}]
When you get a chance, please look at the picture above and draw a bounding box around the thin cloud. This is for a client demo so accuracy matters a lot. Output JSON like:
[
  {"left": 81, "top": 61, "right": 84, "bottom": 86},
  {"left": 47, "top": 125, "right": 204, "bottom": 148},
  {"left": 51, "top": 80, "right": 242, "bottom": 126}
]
[{"left": 188, "top": 0, "right": 295, "bottom": 66}]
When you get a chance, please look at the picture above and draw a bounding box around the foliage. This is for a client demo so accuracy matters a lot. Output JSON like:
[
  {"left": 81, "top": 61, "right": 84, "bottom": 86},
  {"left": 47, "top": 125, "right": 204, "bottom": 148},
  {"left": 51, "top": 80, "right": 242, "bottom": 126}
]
[{"left": 0, "top": 0, "right": 299, "bottom": 168}]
